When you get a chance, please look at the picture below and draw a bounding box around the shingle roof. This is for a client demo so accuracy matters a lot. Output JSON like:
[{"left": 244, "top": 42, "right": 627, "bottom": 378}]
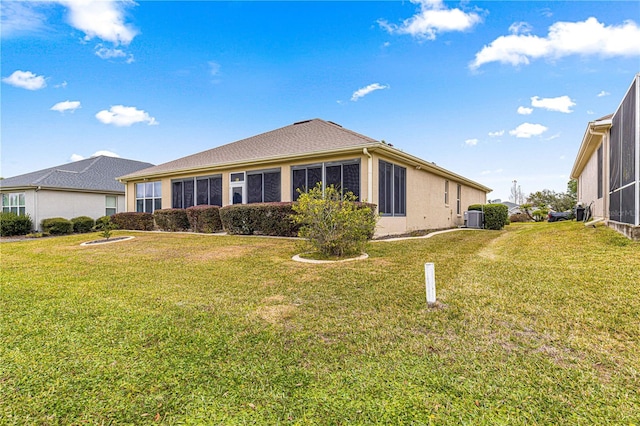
[
  {"left": 0, "top": 156, "right": 155, "bottom": 193},
  {"left": 119, "top": 119, "right": 379, "bottom": 179}
]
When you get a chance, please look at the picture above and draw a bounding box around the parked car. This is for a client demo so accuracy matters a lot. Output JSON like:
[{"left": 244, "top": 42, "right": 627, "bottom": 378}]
[{"left": 547, "top": 211, "right": 573, "bottom": 222}]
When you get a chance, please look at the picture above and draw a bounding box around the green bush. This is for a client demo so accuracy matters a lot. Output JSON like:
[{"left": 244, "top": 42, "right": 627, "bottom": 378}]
[
  {"left": 0, "top": 212, "right": 33, "bottom": 236},
  {"left": 186, "top": 205, "right": 223, "bottom": 233},
  {"left": 292, "top": 184, "right": 378, "bottom": 257},
  {"left": 219, "top": 203, "right": 300, "bottom": 237},
  {"left": 468, "top": 203, "right": 509, "bottom": 230},
  {"left": 111, "top": 212, "right": 154, "bottom": 231},
  {"left": 41, "top": 217, "right": 73, "bottom": 235},
  {"left": 154, "top": 208, "right": 190, "bottom": 232},
  {"left": 93, "top": 215, "right": 116, "bottom": 231},
  {"left": 71, "top": 216, "right": 95, "bottom": 233}
]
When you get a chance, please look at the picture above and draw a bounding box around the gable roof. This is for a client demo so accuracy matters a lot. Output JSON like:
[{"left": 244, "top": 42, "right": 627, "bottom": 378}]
[
  {"left": 0, "top": 156, "right": 155, "bottom": 193},
  {"left": 119, "top": 118, "right": 492, "bottom": 193},
  {"left": 570, "top": 114, "right": 612, "bottom": 179},
  {"left": 120, "top": 119, "right": 378, "bottom": 179}
]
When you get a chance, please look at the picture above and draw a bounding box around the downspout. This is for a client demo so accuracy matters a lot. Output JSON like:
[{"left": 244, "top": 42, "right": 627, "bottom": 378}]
[
  {"left": 363, "top": 148, "right": 373, "bottom": 202},
  {"left": 34, "top": 186, "right": 41, "bottom": 231}
]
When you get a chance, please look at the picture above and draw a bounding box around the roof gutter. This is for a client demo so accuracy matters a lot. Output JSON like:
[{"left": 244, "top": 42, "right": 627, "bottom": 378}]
[{"left": 570, "top": 118, "right": 612, "bottom": 179}]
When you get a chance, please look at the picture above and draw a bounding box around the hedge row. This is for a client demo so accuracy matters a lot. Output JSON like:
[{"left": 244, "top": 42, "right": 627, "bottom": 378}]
[
  {"left": 468, "top": 203, "right": 509, "bottom": 230},
  {"left": 219, "top": 203, "right": 299, "bottom": 236},
  {"left": 111, "top": 212, "right": 154, "bottom": 231},
  {"left": 0, "top": 212, "right": 33, "bottom": 236},
  {"left": 186, "top": 205, "right": 223, "bottom": 233}
]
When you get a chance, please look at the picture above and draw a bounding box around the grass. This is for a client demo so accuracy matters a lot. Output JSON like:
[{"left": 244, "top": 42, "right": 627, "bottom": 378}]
[{"left": 1, "top": 222, "right": 638, "bottom": 424}]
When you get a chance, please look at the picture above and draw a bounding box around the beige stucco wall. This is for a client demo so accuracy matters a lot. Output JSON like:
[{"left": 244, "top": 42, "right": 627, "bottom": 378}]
[
  {"left": 576, "top": 136, "right": 608, "bottom": 220},
  {"left": 123, "top": 151, "right": 488, "bottom": 237},
  {"left": 372, "top": 153, "right": 487, "bottom": 235}
]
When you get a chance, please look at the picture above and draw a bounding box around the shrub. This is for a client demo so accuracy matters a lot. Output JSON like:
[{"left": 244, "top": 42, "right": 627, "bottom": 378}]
[
  {"left": 154, "top": 208, "right": 190, "bottom": 232},
  {"left": 509, "top": 213, "right": 529, "bottom": 223},
  {"left": 219, "top": 203, "right": 300, "bottom": 237},
  {"left": 93, "top": 215, "right": 116, "bottom": 231},
  {"left": 41, "top": 217, "right": 73, "bottom": 235},
  {"left": 111, "top": 212, "right": 154, "bottom": 231},
  {"left": 0, "top": 212, "right": 33, "bottom": 236},
  {"left": 186, "top": 205, "right": 223, "bottom": 233},
  {"left": 532, "top": 209, "right": 548, "bottom": 222},
  {"left": 71, "top": 216, "right": 95, "bottom": 233},
  {"left": 292, "top": 184, "right": 378, "bottom": 257},
  {"left": 468, "top": 203, "right": 509, "bottom": 230}
]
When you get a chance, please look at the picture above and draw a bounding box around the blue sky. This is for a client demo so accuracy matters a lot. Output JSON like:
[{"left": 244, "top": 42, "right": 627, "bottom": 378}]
[{"left": 2, "top": 0, "right": 639, "bottom": 201}]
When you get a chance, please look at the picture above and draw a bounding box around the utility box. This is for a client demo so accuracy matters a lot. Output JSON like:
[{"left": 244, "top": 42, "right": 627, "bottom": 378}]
[{"left": 464, "top": 210, "right": 484, "bottom": 229}]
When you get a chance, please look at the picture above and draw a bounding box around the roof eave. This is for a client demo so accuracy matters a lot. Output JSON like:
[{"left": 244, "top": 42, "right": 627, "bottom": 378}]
[
  {"left": 570, "top": 118, "right": 612, "bottom": 179},
  {"left": 369, "top": 144, "right": 493, "bottom": 193},
  {"left": 117, "top": 143, "right": 383, "bottom": 182}
]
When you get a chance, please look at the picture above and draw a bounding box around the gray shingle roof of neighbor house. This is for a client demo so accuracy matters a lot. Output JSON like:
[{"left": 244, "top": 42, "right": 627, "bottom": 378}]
[
  {"left": 0, "top": 156, "right": 155, "bottom": 193},
  {"left": 119, "top": 118, "right": 492, "bottom": 193}
]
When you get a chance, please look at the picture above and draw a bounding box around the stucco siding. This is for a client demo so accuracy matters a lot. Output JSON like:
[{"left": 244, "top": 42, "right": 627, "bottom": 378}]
[
  {"left": 577, "top": 143, "right": 606, "bottom": 219},
  {"left": 35, "top": 190, "right": 115, "bottom": 228}
]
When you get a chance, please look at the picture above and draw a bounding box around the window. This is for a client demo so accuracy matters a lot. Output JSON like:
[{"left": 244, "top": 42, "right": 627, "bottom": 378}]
[
  {"left": 444, "top": 180, "right": 450, "bottom": 205},
  {"left": 378, "top": 160, "right": 406, "bottom": 216},
  {"left": 456, "top": 184, "right": 462, "bottom": 215},
  {"left": 106, "top": 195, "right": 117, "bottom": 216},
  {"left": 1, "top": 192, "right": 25, "bottom": 215},
  {"left": 597, "top": 145, "right": 603, "bottom": 199},
  {"left": 292, "top": 160, "right": 360, "bottom": 201},
  {"left": 248, "top": 169, "right": 281, "bottom": 203},
  {"left": 135, "top": 181, "right": 162, "bottom": 213},
  {"left": 171, "top": 175, "right": 222, "bottom": 209},
  {"left": 172, "top": 175, "right": 222, "bottom": 208}
]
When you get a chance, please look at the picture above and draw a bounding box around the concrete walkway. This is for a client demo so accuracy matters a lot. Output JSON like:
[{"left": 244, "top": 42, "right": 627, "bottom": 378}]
[{"left": 371, "top": 227, "right": 483, "bottom": 243}]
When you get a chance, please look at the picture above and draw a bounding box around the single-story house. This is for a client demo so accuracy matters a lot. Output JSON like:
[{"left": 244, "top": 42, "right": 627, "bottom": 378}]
[
  {"left": 1, "top": 155, "right": 154, "bottom": 230},
  {"left": 570, "top": 73, "right": 640, "bottom": 240},
  {"left": 118, "top": 119, "right": 491, "bottom": 237}
]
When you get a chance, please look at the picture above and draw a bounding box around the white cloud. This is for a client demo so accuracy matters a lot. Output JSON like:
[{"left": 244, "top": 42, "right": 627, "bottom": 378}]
[
  {"left": 70, "top": 150, "right": 121, "bottom": 162},
  {"left": 509, "top": 22, "right": 533, "bottom": 35},
  {"left": 465, "top": 138, "right": 478, "bottom": 146},
  {"left": 95, "top": 45, "right": 134, "bottom": 63},
  {"left": 531, "top": 95, "right": 575, "bottom": 113},
  {"left": 597, "top": 90, "right": 610, "bottom": 97},
  {"left": 488, "top": 130, "right": 505, "bottom": 137},
  {"left": 0, "top": 1, "right": 48, "bottom": 37},
  {"left": 95, "top": 105, "right": 158, "bottom": 127},
  {"left": 517, "top": 106, "right": 533, "bottom": 115},
  {"left": 351, "top": 83, "right": 389, "bottom": 101},
  {"left": 209, "top": 61, "right": 221, "bottom": 76},
  {"left": 55, "top": 81, "right": 68, "bottom": 88},
  {"left": 2, "top": 70, "right": 47, "bottom": 90},
  {"left": 58, "top": 0, "right": 138, "bottom": 45},
  {"left": 509, "top": 122, "right": 548, "bottom": 138},
  {"left": 470, "top": 17, "right": 640, "bottom": 69},
  {"left": 51, "top": 100, "right": 81, "bottom": 113},
  {"left": 378, "top": 0, "right": 482, "bottom": 40}
]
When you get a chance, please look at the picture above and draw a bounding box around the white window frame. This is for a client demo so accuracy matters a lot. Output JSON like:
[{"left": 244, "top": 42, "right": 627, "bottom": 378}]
[
  {"left": 105, "top": 195, "right": 117, "bottom": 216},
  {"left": 135, "top": 182, "right": 162, "bottom": 213},
  {"left": 2, "top": 192, "right": 26, "bottom": 215}
]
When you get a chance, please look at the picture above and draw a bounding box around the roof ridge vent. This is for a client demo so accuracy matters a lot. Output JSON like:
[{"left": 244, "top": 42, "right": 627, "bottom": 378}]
[
  {"left": 327, "top": 121, "right": 342, "bottom": 127},
  {"left": 293, "top": 119, "right": 312, "bottom": 125}
]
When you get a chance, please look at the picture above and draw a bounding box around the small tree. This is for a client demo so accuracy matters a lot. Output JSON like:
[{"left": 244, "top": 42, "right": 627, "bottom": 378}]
[
  {"left": 94, "top": 216, "right": 117, "bottom": 240},
  {"left": 292, "top": 184, "right": 377, "bottom": 257}
]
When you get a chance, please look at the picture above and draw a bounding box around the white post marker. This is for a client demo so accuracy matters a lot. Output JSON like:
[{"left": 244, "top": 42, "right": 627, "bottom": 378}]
[{"left": 425, "top": 263, "right": 436, "bottom": 306}]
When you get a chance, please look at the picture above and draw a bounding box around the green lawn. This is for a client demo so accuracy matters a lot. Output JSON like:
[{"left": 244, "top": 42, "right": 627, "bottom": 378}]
[{"left": 1, "top": 222, "right": 639, "bottom": 424}]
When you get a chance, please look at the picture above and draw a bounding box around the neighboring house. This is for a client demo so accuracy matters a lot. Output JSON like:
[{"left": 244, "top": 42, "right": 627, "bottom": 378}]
[
  {"left": 571, "top": 73, "right": 640, "bottom": 240},
  {"left": 1, "top": 156, "right": 154, "bottom": 230},
  {"left": 118, "top": 119, "right": 491, "bottom": 236}
]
